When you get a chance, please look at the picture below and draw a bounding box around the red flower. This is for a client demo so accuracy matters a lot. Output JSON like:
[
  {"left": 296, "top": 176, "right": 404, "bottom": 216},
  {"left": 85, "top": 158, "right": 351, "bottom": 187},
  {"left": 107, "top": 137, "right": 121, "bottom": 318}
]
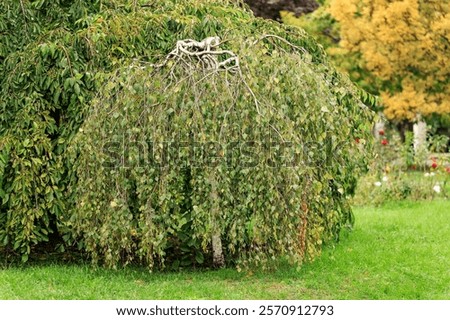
[
  {"left": 355, "top": 138, "right": 360, "bottom": 144},
  {"left": 381, "top": 139, "right": 388, "bottom": 145},
  {"left": 378, "top": 129, "right": 385, "bottom": 136},
  {"left": 446, "top": 167, "right": 450, "bottom": 174},
  {"left": 431, "top": 162, "right": 438, "bottom": 169}
]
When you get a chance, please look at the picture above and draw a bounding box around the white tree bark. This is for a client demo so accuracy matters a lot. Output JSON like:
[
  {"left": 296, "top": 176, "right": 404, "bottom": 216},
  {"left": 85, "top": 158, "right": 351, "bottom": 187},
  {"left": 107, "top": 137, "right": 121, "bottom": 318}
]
[
  {"left": 208, "top": 172, "right": 225, "bottom": 268},
  {"left": 413, "top": 118, "right": 427, "bottom": 155}
]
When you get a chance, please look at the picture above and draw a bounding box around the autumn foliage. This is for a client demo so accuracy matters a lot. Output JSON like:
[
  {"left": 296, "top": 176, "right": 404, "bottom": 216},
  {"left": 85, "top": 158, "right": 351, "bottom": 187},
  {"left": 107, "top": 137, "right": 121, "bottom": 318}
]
[{"left": 329, "top": 0, "right": 450, "bottom": 122}]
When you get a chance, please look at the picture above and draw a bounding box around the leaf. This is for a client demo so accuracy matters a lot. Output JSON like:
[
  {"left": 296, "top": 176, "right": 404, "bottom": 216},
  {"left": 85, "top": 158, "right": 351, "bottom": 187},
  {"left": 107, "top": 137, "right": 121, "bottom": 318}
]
[
  {"left": 13, "top": 240, "right": 21, "bottom": 250},
  {"left": 22, "top": 254, "right": 29, "bottom": 263},
  {"left": 2, "top": 235, "right": 9, "bottom": 246},
  {"left": 74, "top": 83, "right": 81, "bottom": 95},
  {"left": 195, "top": 252, "right": 204, "bottom": 264}
]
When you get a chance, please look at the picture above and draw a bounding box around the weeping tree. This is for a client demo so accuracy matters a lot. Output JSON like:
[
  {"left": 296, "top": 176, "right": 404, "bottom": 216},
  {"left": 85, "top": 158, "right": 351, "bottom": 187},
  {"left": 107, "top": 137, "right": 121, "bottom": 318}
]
[{"left": 0, "top": 0, "right": 374, "bottom": 268}]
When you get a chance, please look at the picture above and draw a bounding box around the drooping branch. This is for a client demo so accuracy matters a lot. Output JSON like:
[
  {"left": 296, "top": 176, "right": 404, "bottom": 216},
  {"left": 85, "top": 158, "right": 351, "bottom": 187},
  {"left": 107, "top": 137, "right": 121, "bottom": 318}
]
[
  {"left": 253, "top": 34, "right": 309, "bottom": 55},
  {"left": 145, "top": 36, "right": 304, "bottom": 141}
]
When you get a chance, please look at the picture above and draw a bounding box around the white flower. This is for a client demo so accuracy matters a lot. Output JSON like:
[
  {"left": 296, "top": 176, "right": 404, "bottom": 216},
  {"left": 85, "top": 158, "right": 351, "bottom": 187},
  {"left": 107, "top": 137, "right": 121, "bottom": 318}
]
[
  {"left": 433, "top": 185, "right": 441, "bottom": 193},
  {"left": 424, "top": 173, "right": 430, "bottom": 177},
  {"left": 382, "top": 176, "right": 388, "bottom": 182},
  {"left": 374, "top": 181, "right": 382, "bottom": 187},
  {"left": 430, "top": 172, "right": 436, "bottom": 176}
]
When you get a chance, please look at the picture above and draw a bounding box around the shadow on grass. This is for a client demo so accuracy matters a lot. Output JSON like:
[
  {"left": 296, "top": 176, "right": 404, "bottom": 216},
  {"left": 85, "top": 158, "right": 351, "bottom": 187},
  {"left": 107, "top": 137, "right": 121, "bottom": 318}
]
[
  {"left": 1, "top": 239, "right": 350, "bottom": 288},
  {"left": 1, "top": 200, "right": 448, "bottom": 299}
]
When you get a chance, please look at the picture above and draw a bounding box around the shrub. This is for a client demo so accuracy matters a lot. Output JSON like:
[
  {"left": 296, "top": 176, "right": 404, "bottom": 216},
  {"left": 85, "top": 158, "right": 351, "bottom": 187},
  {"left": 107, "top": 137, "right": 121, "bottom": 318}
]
[{"left": 0, "top": 0, "right": 374, "bottom": 268}]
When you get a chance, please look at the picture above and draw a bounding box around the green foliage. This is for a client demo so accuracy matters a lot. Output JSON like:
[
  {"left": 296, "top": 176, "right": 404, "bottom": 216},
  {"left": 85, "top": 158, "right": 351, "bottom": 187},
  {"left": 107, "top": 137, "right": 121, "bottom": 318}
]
[
  {"left": 0, "top": 0, "right": 374, "bottom": 268},
  {"left": 0, "top": 0, "right": 149, "bottom": 260},
  {"left": 281, "top": 3, "right": 379, "bottom": 110}
]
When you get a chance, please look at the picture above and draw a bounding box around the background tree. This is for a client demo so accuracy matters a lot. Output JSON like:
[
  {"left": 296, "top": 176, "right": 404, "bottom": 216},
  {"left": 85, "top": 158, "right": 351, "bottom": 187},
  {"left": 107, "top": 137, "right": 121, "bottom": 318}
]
[
  {"left": 328, "top": 0, "right": 450, "bottom": 132},
  {"left": 244, "top": 0, "right": 319, "bottom": 21}
]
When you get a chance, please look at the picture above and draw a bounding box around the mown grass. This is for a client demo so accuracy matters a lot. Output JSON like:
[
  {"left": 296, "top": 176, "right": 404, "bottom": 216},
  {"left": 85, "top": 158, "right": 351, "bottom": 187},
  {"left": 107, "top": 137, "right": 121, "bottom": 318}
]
[{"left": 1, "top": 200, "right": 449, "bottom": 299}]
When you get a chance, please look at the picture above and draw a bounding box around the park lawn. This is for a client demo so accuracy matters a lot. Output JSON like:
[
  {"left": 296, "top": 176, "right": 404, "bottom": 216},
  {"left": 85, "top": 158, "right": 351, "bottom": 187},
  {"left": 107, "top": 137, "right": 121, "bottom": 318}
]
[{"left": 0, "top": 200, "right": 449, "bottom": 300}]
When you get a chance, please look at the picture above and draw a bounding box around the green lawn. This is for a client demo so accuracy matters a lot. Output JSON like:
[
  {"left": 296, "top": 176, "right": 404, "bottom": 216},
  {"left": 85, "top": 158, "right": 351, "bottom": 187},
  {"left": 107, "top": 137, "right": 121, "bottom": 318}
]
[{"left": 1, "top": 200, "right": 449, "bottom": 299}]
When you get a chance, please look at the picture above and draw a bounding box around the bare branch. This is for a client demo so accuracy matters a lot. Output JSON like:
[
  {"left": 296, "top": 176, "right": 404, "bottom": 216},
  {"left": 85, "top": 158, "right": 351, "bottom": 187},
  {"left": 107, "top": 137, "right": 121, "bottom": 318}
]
[{"left": 253, "top": 34, "right": 309, "bottom": 55}]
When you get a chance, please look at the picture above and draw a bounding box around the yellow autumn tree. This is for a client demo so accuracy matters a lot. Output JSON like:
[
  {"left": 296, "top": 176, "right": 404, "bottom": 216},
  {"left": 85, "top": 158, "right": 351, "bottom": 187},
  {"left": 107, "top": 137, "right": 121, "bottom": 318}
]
[{"left": 329, "top": 0, "right": 450, "bottom": 123}]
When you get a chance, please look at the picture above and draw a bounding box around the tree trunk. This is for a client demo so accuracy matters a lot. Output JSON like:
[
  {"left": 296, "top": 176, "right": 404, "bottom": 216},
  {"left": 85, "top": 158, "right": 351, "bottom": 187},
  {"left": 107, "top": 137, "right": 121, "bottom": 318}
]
[
  {"left": 413, "top": 117, "right": 428, "bottom": 165},
  {"left": 208, "top": 172, "right": 225, "bottom": 268}
]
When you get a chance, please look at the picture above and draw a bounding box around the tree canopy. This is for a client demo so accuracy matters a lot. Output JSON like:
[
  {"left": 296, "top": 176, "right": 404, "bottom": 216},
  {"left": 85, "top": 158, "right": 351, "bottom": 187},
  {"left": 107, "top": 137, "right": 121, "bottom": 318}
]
[
  {"left": 329, "top": 0, "right": 450, "bottom": 123},
  {"left": 283, "top": 0, "right": 450, "bottom": 127}
]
